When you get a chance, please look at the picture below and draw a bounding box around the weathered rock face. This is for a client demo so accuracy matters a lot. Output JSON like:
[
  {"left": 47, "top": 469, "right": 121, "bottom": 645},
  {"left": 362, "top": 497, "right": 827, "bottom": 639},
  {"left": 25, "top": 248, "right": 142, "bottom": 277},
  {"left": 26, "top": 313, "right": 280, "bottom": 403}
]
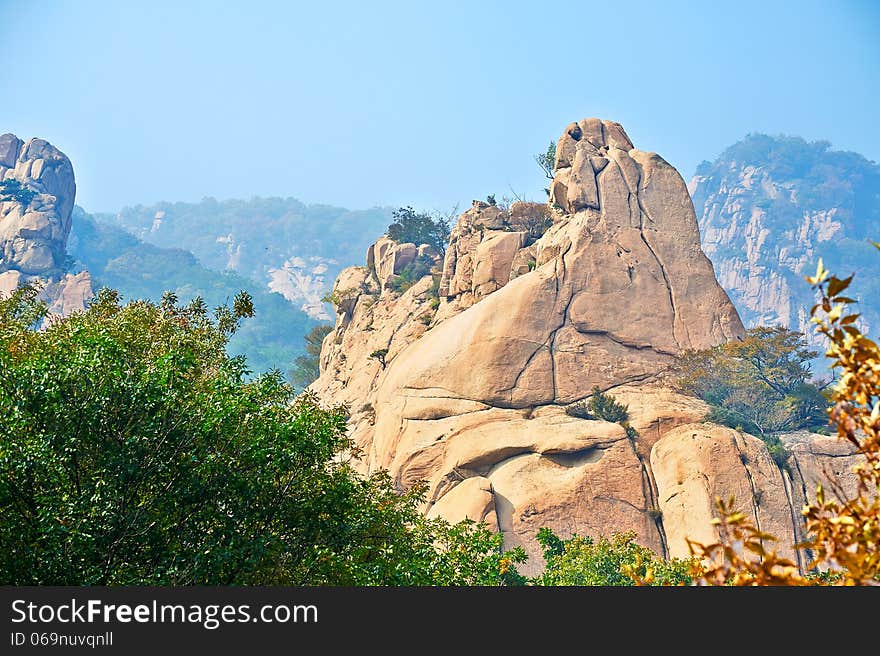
[
  {"left": 436, "top": 200, "right": 548, "bottom": 321},
  {"left": 1, "top": 134, "right": 76, "bottom": 276},
  {"left": 690, "top": 134, "right": 880, "bottom": 347},
  {"left": 313, "top": 120, "right": 858, "bottom": 574},
  {"left": 367, "top": 237, "right": 418, "bottom": 290},
  {"left": 0, "top": 133, "right": 92, "bottom": 316}
]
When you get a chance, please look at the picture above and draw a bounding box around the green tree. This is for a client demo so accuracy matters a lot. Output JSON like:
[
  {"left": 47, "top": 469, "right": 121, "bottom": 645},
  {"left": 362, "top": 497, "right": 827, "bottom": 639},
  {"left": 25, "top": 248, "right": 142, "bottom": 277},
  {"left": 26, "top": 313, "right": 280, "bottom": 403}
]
[
  {"left": 535, "top": 141, "right": 556, "bottom": 196},
  {"left": 565, "top": 386, "right": 629, "bottom": 423},
  {"left": 673, "top": 326, "right": 828, "bottom": 440},
  {"left": 0, "top": 286, "right": 524, "bottom": 585},
  {"left": 369, "top": 348, "right": 389, "bottom": 369},
  {"left": 0, "top": 179, "right": 37, "bottom": 206},
  {"left": 385, "top": 207, "right": 450, "bottom": 254},
  {"left": 532, "top": 528, "right": 692, "bottom": 586},
  {"left": 288, "top": 324, "right": 332, "bottom": 388},
  {"left": 534, "top": 141, "right": 556, "bottom": 180}
]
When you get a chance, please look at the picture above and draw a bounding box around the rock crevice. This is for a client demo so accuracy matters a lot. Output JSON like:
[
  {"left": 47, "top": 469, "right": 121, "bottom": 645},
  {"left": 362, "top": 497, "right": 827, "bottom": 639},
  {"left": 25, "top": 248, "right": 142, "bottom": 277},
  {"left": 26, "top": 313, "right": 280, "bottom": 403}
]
[{"left": 311, "top": 119, "right": 855, "bottom": 572}]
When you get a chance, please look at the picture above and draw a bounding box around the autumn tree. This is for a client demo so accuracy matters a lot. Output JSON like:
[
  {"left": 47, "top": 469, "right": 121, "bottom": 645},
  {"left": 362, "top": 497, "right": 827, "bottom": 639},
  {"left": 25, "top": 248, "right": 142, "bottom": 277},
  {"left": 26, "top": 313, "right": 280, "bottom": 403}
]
[
  {"left": 674, "top": 326, "right": 828, "bottom": 439},
  {"left": 687, "top": 252, "right": 880, "bottom": 585}
]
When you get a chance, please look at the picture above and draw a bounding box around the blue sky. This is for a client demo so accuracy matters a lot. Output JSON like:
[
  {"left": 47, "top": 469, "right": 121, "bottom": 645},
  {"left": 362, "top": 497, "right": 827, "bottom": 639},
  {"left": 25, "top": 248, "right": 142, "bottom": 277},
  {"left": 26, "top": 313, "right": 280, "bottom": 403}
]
[{"left": 1, "top": 0, "right": 878, "bottom": 214}]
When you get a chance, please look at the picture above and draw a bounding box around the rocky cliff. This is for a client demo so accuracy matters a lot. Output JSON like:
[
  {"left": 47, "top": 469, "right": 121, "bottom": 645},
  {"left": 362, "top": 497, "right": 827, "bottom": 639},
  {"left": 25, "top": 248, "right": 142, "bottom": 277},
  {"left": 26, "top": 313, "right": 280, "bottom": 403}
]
[
  {"left": 312, "top": 119, "right": 859, "bottom": 573},
  {"left": 691, "top": 134, "right": 880, "bottom": 348},
  {"left": 0, "top": 133, "right": 92, "bottom": 314}
]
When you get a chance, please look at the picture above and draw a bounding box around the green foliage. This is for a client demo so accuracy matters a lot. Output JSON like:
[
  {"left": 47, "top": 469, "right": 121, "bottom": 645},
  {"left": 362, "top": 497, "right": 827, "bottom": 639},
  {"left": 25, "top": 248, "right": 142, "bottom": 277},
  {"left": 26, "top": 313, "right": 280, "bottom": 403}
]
[
  {"left": 387, "top": 254, "right": 434, "bottom": 294},
  {"left": 565, "top": 386, "right": 629, "bottom": 423},
  {"left": 0, "top": 288, "right": 524, "bottom": 585},
  {"left": 533, "top": 529, "right": 692, "bottom": 586},
  {"left": 486, "top": 194, "right": 497, "bottom": 206},
  {"left": 288, "top": 324, "right": 332, "bottom": 388},
  {"left": 321, "top": 287, "right": 356, "bottom": 306},
  {"left": 317, "top": 479, "right": 527, "bottom": 586},
  {"left": 0, "top": 179, "right": 37, "bottom": 205},
  {"left": 675, "top": 326, "right": 828, "bottom": 440},
  {"left": 387, "top": 250, "right": 436, "bottom": 296},
  {"left": 369, "top": 348, "right": 388, "bottom": 369},
  {"left": 534, "top": 141, "right": 556, "bottom": 180},
  {"left": 386, "top": 207, "right": 450, "bottom": 254}
]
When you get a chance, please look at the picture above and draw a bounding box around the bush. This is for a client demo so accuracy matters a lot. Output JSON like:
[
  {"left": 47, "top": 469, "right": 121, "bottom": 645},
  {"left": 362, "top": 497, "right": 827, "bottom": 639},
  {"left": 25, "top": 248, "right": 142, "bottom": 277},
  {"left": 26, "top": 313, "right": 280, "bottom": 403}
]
[
  {"left": 533, "top": 528, "right": 692, "bottom": 586},
  {"left": 387, "top": 254, "right": 434, "bottom": 294},
  {"left": 0, "top": 179, "right": 37, "bottom": 205},
  {"left": 288, "top": 324, "right": 332, "bottom": 388},
  {"left": 386, "top": 206, "right": 450, "bottom": 254},
  {"left": 565, "top": 386, "right": 629, "bottom": 423}
]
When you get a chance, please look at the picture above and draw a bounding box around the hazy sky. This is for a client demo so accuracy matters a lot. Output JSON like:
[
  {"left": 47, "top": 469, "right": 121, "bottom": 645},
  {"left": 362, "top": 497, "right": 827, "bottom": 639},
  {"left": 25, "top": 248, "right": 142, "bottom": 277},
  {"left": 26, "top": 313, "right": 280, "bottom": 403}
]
[{"left": 2, "top": 0, "right": 878, "bottom": 214}]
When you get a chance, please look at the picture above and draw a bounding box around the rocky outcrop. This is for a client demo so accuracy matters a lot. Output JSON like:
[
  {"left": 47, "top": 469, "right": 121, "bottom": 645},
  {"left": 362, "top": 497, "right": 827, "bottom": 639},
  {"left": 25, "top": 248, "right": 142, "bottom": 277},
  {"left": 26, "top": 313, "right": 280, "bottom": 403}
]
[
  {"left": 690, "top": 134, "right": 880, "bottom": 347},
  {"left": 0, "top": 133, "right": 92, "bottom": 316},
  {"left": 313, "top": 120, "right": 859, "bottom": 574},
  {"left": 438, "top": 200, "right": 548, "bottom": 319},
  {"left": 1, "top": 134, "right": 76, "bottom": 276},
  {"left": 367, "top": 237, "right": 419, "bottom": 290}
]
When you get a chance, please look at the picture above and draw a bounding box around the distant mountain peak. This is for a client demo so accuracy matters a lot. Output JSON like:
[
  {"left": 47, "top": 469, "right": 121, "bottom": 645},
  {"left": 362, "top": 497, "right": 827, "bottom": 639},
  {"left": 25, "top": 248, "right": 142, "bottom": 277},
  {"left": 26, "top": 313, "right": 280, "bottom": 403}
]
[{"left": 691, "top": 132, "right": 880, "bottom": 345}]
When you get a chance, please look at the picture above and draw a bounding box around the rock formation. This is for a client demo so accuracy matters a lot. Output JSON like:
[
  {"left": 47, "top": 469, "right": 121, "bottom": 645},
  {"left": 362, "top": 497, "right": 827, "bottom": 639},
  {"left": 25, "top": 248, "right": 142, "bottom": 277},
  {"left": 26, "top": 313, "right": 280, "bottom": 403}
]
[
  {"left": 313, "top": 120, "right": 860, "bottom": 574},
  {"left": 0, "top": 133, "right": 92, "bottom": 315},
  {"left": 690, "top": 134, "right": 880, "bottom": 348}
]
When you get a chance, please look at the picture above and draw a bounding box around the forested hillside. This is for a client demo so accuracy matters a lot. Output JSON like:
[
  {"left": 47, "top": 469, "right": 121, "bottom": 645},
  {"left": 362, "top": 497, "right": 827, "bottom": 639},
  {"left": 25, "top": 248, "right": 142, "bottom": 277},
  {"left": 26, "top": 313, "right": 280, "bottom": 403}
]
[
  {"left": 68, "top": 207, "right": 316, "bottom": 376},
  {"left": 94, "top": 197, "right": 393, "bottom": 320}
]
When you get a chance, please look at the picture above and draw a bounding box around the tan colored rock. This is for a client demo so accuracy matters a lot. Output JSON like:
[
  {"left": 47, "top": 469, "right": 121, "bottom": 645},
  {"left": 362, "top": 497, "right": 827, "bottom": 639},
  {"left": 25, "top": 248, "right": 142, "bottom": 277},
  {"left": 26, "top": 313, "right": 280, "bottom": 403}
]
[
  {"left": 389, "top": 404, "right": 663, "bottom": 575},
  {"left": 368, "top": 237, "right": 417, "bottom": 290},
  {"left": 378, "top": 123, "right": 744, "bottom": 412},
  {"left": 44, "top": 271, "right": 94, "bottom": 318},
  {"left": 554, "top": 122, "right": 581, "bottom": 169},
  {"left": 549, "top": 168, "right": 570, "bottom": 209},
  {"left": 566, "top": 141, "right": 600, "bottom": 212},
  {"left": 509, "top": 243, "right": 538, "bottom": 281},
  {"left": 312, "top": 119, "right": 865, "bottom": 575},
  {"left": 609, "top": 385, "right": 710, "bottom": 448},
  {"left": 436, "top": 201, "right": 551, "bottom": 320},
  {"left": 651, "top": 423, "right": 799, "bottom": 563},
  {"left": 1, "top": 135, "right": 76, "bottom": 276},
  {"left": 472, "top": 231, "right": 526, "bottom": 296},
  {"left": 0, "top": 134, "right": 23, "bottom": 168},
  {"left": 426, "top": 476, "right": 498, "bottom": 532},
  {"left": 0, "top": 269, "right": 22, "bottom": 298},
  {"left": 783, "top": 431, "right": 863, "bottom": 505},
  {"left": 0, "top": 134, "right": 92, "bottom": 319},
  {"left": 578, "top": 118, "right": 606, "bottom": 148},
  {"left": 604, "top": 121, "right": 634, "bottom": 150},
  {"left": 417, "top": 244, "right": 438, "bottom": 260}
]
